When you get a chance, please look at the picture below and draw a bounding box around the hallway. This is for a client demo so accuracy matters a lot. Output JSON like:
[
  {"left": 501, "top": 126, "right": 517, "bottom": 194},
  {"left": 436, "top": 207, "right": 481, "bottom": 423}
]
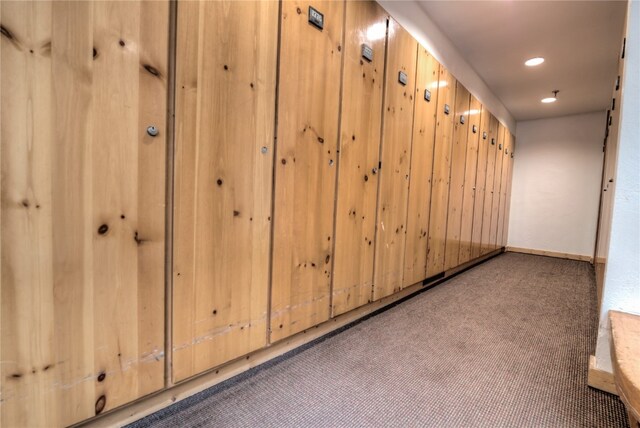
[{"left": 132, "top": 254, "right": 627, "bottom": 427}]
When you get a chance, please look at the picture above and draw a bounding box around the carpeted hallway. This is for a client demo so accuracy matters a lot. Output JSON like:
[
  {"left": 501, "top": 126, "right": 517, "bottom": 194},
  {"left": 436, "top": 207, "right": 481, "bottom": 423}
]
[{"left": 130, "top": 253, "right": 628, "bottom": 427}]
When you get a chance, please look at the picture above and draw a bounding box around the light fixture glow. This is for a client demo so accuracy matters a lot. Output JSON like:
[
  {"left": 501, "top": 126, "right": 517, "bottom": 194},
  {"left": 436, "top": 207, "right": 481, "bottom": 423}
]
[
  {"left": 464, "top": 109, "right": 481, "bottom": 115},
  {"left": 541, "top": 89, "right": 559, "bottom": 104},
  {"left": 525, "top": 57, "right": 545, "bottom": 67},
  {"left": 431, "top": 80, "right": 448, "bottom": 89}
]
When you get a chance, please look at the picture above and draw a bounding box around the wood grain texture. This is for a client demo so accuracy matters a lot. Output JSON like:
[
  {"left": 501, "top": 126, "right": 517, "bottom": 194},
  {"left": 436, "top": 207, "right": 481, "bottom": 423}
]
[
  {"left": 610, "top": 311, "right": 640, "bottom": 423},
  {"left": 488, "top": 124, "right": 505, "bottom": 250},
  {"left": 425, "top": 66, "right": 457, "bottom": 276},
  {"left": 501, "top": 133, "right": 516, "bottom": 247},
  {"left": 403, "top": 46, "right": 439, "bottom": 287},
  {"left": 332, "top": 1, "right": 387, "bottom": 317},
  {"left": 588, "top": 354, "right": 618, "bottom": 395},
  {"left": 443, "top": 82, "right": 470, "bottom": 271},
  {"left": 373, "top": 19, "right": 417, "bottom": 300},
  {"left": 172, "top": 0, "right": 278, "bottom": 382},
  {"left": 271, "top": 0, "right": 344, "bottom": 342},
  {"left": 458, "top": 96, "right": 482, "bottom": 264},
  {"left": 470, "top": 106, "right": 490, "bottom": 259},
  {"left": 1, "top": 1, "right": 168, "bottom": 425},
  {"left": 496, "top": 131, "right": 511, "bottom": 247},
  {"left": 480, "top": 114, "right": 499, "bottom": 255}
]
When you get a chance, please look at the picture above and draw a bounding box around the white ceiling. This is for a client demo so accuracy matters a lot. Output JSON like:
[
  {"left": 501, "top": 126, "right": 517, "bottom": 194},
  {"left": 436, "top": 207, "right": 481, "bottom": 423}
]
[{"left": 416, "top": 1, "right": 627, "bottom": 121}]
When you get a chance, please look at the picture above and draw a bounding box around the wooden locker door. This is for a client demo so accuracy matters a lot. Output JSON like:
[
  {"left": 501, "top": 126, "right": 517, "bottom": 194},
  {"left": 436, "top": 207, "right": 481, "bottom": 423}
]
[
  {"left": 1, "top": 1, "right": 168, "bottom": 425},
  {"left": 501, "top": 134, "right": 516, "bottom": 247},
  {"left": 426, "top": 67, "right": 457, "bottom": 277},
  {"left": 489, "top": 124, "right": 506, "bottom": 250},
  {"left": 458, "top": 96, "right": 482, "bottom": 264},
  {"left": 372, "top": 19, "right": 417, "bottom": 300},
  {"left": 443, "top": 82, "right": 471, "bottom": 271},
  {"left": 496, "top": 131, "right": 511, "bottom": 248},
  {"left": 173, "top": 1, "right": 278, "bottom": 381},
  {"left": 332, "top": 1, "right": 387, "bottom": 317},
  {"left": 470, "top": 106, "right": 490, "bottom": 260},
  {"left": 271, "top": 1, "right": 344, "bottom": 342},
  {"left": 480, "top": 114, "right": 499, "bottom": 255},
  {"left": 403, "top": 46, "right": 440, "bottom": 287}
]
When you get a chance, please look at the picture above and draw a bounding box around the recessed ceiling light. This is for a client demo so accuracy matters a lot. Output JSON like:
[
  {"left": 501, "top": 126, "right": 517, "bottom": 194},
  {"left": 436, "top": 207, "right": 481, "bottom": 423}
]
[
  {"left": 525, "top": 57, "right": 545, "bottom": 67},
  {"left": 541, "top": 89, "right": 559, "bottom": 103}
]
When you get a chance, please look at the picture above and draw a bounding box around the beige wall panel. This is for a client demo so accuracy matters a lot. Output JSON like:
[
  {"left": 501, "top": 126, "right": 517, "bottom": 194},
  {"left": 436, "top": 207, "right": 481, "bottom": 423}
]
[
  {"left": 1, "top": 1, "right": 168, "bottom": 425},
  {"left": 403, "top": 47, "right": 440, "bottom": 287},
  {"left": 480, "top": 114, "right": 499, "bottom": 255},
  {"left": 489, "top": 124, "right": 506, "bottom": 250},
  {"left": 458, "top": 97, "right": 482, "bottom": 264},
  {"left": 425, "top": 67, "right": 457, "bottom": 276},
  {"left": 470, "top": 107, "right": 491, "bottom": 259},
  {"left": 373, "top": 19, "right": 417, "bottom": 300},
  {"left": 271, "top": 0, "right": 344, "bottom": 342},
  {"left": 332, "top": 1, "right": 387, "bottom": 317},
  {"left": 173, "top": 0, "right": 278, "bottom": 382},
  {"left": 443, "top": 82, "right": 471, "bottom": 271}
]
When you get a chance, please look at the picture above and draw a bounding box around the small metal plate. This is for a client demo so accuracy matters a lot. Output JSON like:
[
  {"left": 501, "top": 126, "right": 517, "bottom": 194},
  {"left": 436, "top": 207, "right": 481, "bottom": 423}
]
[
  {"left": 361, "top": 44, "right": 373, "bottom": 62},
  {"left": 499, "top": 143, "right": 502, "bottom": 150},
  {"left": 444, "top": 104, "right": 450, "bottom": 115},
  {"left": 460, "top": 115, "right": 465, "bottom": 124},
  {"left": 505, "top": 148, "right": 509, "bottom": 155},
  {"left": 472, "top": 125, "right": 477, "bottom": 134},
  {"left": 424, "top": 89, "right": 431, "bottom": 102},
  {"left": 308, "top": 6, "right": 324, "bottom": 30},
  {"left": 483, "top": 131, "right": 487, "bottom": 140},
  {"left": 491, "top": 138, "right": 496, "bottom": 145},
  {"left": 398, "top": 71, "right": 407, "bottom": 86}
]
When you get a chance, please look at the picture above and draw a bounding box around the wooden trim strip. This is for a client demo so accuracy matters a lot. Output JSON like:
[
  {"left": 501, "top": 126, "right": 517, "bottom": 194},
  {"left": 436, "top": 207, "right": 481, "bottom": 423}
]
[
  {"left": 588, "top": 355, "right": 618, "bottom": 395},
  {"left": 506, "top": 246, "right": 593, "bottom": 263}
]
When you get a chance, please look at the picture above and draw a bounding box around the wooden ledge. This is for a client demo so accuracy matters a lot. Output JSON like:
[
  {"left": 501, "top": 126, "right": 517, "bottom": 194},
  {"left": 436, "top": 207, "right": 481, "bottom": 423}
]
[
  {"left": 588, "top": 355, "right": 618, "bottom": 395},
  {"left": 610, "top": 310, "right": 640, "bottom": 426}
]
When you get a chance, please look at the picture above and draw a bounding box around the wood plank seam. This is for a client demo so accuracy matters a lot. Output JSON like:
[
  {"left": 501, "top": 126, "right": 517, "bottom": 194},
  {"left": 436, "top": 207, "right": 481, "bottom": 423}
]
[
  {"left": 266, "top": 0, "right": 285, "bottom": 347},
  {"left": 328, "top": 0, "right": 349, "bottom": 317},
  {"left": 369, "top": 16, "right": 391, "bottom": 305},
  {"left": 164, "top": 0, "right": 178, "bottom": 390}
]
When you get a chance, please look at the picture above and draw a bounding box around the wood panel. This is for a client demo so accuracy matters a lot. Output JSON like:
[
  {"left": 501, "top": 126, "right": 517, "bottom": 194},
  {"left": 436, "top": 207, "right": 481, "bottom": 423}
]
[
  {"left": 443, "top": 82, "right": 470, "bottom": 271},
  {"left": 172, "top": 0, "right": 278, "bottom": 382},
  {"left": 425, "top": 66, "right": 457, "bottom": 276},
  {"left": 496, "top": 131, "right": 511, "bottom": 247},
  {"left": 1, "top": 1, "right": 168, "bottom": 425},
  {"left": 470, "top": 107, "right": 490, "bottom": 259},
  {"left": 501, "top": 134, "right": 516, "bottom": 247},
  {"left": 332, "top": 1, "right": 387, "bottom": 317},
  {"left": 458, "top": 96, "right": 482, "bottom": 264},
  {"left": 488, "top": 124, "right": 505, "bottom": 250},
  {"left": 403, "top": 46, "right": 439, "bottom": 287},
  {"left": 271, "top": 0, "right": 344, "bottom": 341},
  {"left": 480, "top": 114, "right": 499, "bottom": 255},
  {"left": 372, "top": 19, "right": 417, "bottom": 299}
]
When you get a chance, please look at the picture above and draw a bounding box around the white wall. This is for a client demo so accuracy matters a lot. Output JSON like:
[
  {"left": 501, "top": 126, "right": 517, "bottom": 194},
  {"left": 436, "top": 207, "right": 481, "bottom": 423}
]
[
  {"left": 377, "top": 0, "right": 516, "bottom": 132},
  {"left": 595, "top": 0, "right": 640, "bottom": 373},
  {"left": 508, "top": 112, "right": 605, "bottom": 257}
]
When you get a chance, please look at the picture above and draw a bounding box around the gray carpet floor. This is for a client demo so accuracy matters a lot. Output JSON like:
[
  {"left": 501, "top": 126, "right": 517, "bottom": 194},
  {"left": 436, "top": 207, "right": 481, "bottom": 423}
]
[{"left": 129, "top": 253, "right": 628, "bottom": 427}]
